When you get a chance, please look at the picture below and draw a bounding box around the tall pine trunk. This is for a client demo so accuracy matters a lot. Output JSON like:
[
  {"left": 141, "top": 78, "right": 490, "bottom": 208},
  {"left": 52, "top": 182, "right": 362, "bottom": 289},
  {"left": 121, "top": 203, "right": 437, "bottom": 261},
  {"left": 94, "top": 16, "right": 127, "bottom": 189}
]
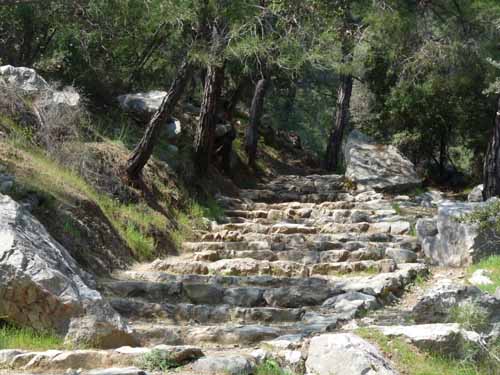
[
  {"left": 194, "top": 64, "right": 225, "bottom": 173},
  {"left": 483, "top": 97, "right": 500, "bottom": 199},
  {"left": 245, "top": 77, "right": 269, "bottom": 168},
  {"left": 126, "top": 60, "right": 192, "bottom": 180},
  {"left": 325, "top": 73, "right": 353, "bottom": 172}
]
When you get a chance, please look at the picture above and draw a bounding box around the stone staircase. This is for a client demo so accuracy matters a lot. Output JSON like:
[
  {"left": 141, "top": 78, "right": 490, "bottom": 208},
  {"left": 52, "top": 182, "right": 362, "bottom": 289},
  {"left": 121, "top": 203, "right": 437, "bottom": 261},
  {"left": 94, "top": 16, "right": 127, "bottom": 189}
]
[
  {"left": 0, "top": 174, "right": 433, "bottom": 375},
  {"left": 100, "top": 174, "right": 428, "bottom": 351}
]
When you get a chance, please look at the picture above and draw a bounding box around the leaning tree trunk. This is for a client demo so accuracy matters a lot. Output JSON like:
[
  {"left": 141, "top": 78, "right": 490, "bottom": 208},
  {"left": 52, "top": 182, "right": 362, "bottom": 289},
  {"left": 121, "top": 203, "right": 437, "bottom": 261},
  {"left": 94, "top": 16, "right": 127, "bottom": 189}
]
[
  {"left": 325, "top": 73, "right": 353, "bottom": 172},
  {"left": 483, "top": 97, "right": 500, "bottom": 199},
  {"left": 194, "top": 64, "right": 225, "bottom": 174},
  {"left": 126, "top": 60, "right": 192, "bottom": 180},
  {"left": 245, "top": 77, "right": 269, "bottom": 169}
]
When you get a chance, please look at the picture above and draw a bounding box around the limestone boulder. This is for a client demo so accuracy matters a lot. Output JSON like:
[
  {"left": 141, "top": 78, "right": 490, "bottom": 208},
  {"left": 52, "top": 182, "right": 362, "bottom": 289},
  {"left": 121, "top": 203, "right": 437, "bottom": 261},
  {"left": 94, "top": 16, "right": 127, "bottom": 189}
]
[
  {"left": 343, "top": 130, "right": 422, "bottom": 192},
  {"left": 468, "top": 184, "right": 484, "bottom": 202},
  {"left": 416, "top": 201, "right": 499, "bottom": 266},
  {"left": 372, "top": 324, "right": 480, "bottom": 357},
  {"left": 305, "top": 333, "right": 398, "bottom": 375},
  {"left": 412, "top": 279, "right": 500, "bottom": 327},
  {"left": 0, "top": 65, "right": 80, "bottom": 107},
  {"left": 0, "top": 194, "right": 135, "bottom": 348},
  {"left": 0, "top": 65, "right": 51, "bottom": 93},
  {"left": 117, "top": 90, "right": 181, "bottom": 141},
  {"left": 191, "top": 354, "right": 255, "bottom": 375}
]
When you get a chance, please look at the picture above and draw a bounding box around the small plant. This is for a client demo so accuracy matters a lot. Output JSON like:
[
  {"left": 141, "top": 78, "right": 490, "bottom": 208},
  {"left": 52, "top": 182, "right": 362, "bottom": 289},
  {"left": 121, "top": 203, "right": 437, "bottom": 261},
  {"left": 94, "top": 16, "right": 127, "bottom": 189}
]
[
  {"left": 255, "top": 359, "right": 295, "bottom": 375},
  {"left": 449, "top": 302, "right": 490, "bottom": 332},
  {"left": 138, "top": 349, "right": 180, "bottom": 372},
  {"left": 460, "top": 199, "right": 500, "bottom": 234},
  {"left": 63, "top": 219, "right": 82, "bottom": 239},
  {"left": 392, "top": 202, "right": 403, "bottom": 215},
  {"left": 408, "top": 223, "right": 417, "bottom": 237},
  {"left": 413, "top": 273, "right": 428, "bottom": 287}
]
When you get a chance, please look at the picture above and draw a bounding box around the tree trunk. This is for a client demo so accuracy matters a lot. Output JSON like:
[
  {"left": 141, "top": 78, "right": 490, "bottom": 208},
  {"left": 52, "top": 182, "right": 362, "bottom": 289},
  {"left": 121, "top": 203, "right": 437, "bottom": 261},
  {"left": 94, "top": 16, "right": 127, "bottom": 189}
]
[
  {"left": 194, "top": 63, "right": 225, "bottom": 174},
  {"left": 325, "top": 73, "right": 353, "bottom": 172},
  {"left": 245, "top": 77, "right": 269, "bottom": 169},
  {"left": 126, "top": 60, "right": 192, "bottom": 180},
  {"left": 439, "top": 129, "right": 447, "bottom": 178},
  {"left": 225, "top": 79, "right": 247, "bottom": 122},
  {"left": 483, "top": 97, "right": 500, "bottom": 199}
]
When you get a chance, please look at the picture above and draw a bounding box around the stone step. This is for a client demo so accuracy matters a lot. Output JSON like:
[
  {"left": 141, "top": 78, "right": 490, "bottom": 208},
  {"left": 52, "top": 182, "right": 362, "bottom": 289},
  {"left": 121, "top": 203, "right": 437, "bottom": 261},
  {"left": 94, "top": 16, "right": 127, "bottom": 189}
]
[
  {"left": 211, "top": 220, "right": 411, "bottom": 236},
  {"left": 191, "top": 246, "right": 394, "bottom": 263},
  {"left": 130, "top": 322, "right": 294, "bottom": 347},
  {"left": 183, "top": 237, "right": 419, "bottom": 254},
  {"left": 111, "top": 263, "right": 427, "bottom": 305},
  {"left": 0, "top": 345, "right": 203, "bottom": 373},
  {"left": 223, "top": 208, "right": 398, "bottom": 222},
  {"left": 148, "top": 258, "right": 398, "bottom": 277},
  {"left": 100, "top": 276, "right": 340, "bottom": 308},
  {"left": 220, "top": 213, "right": 405, "bottom": 227},
  {"left": 200, "top": 231, "right": 417, "bottom": 248},
  {"left": 239, "top": 190, "right": 352, "bottom": 204},
  {"left": 110, "top": 298, "right": 307, "bottom": 324}
]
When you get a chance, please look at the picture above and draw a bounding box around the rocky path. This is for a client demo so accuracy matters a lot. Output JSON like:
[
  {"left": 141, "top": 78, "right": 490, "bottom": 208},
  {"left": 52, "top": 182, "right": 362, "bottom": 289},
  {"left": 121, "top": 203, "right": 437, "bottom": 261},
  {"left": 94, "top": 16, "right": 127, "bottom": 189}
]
[{"left": 2, "top": 174, "right": 436, "bottom": 374}]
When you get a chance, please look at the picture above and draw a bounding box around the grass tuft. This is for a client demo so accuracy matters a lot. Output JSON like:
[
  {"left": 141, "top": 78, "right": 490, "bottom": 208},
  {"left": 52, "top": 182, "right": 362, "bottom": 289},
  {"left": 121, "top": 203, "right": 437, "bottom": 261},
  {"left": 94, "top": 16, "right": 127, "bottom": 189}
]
[{"left": 0, "top": 323, "right": 64, "bottom": 351}]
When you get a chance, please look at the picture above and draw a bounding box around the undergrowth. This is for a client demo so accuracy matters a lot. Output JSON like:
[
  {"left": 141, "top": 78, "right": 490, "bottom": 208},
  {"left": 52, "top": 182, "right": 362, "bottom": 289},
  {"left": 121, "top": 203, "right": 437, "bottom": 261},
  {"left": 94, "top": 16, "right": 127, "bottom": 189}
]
[
  {"left": 357, "top": 328, "right": 500, "bottom": 375},
  {"left": 449, "top": 302, "right": 490, "bottom": 332},
  {"left": 138, "top": 349, "right": 180, "bottom": 371},
  {"left": 254, "top": 360, "right": 296, "bottom": 375},
  {"left": 2, "top": 139, "right": 219, "bottom": 261},
  {"left": 0, "top": 322, "right": 64, "bottom": 351}
]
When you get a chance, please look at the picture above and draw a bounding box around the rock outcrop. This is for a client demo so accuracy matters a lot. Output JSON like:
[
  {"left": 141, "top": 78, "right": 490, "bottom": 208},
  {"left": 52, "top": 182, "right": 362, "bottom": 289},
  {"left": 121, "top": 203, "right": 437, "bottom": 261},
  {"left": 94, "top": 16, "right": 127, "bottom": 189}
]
[
  {"left": 372, "top": 324, "right": 480, "bottom": 358},
  {"left": 468, "top": 184, "right": 484, "bottom": 202},
  {"left": 412, "top": 279, "right": 500, "bottom": 329},
  {"left": 0, "top": 194, "right": 135, "bottom": 348},
  {"left": 0, "top": 65, "right": 80, "bottom": 107},
  {"left": 305, "top": 333, "right": 398, "bottom": 375},
  {"left": 343, "top": 130, "right": 422, "bottom": 192},
  {"left": 416, "top": 201, "right": 498, "bottom": 266}
]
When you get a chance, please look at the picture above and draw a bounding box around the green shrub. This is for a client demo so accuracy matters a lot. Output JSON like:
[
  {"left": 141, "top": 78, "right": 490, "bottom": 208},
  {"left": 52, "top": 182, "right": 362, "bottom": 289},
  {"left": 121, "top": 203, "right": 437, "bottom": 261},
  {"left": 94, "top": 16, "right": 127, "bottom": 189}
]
[
  {"left": 138, "top": 349, "right": 180, "bottom": 372},
  {"left": 255, "top": 360, "right": 296, "bottom": 375},
  {"left": 449, "top": 302, "right": 490, "bottom": 332}
]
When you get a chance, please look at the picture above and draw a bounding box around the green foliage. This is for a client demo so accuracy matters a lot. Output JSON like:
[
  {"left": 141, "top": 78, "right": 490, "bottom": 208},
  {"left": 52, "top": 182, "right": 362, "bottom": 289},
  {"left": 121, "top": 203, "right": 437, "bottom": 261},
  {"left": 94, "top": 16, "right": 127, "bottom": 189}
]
[
  {"left": 391, "top": 203, "right": 402, "bottom": 215},
  {"left": 461, "top": 200, "right": 500, "bottom": 233},
  {"left": 449, "top": 302, "right": 490, "bottom": 332},
  {"left": 138, "top": 349, "right": 180, "bottom": 372},
  {"left": 356, "top": 327, "right": 499, "bottom": 375},
  {"left": 254, "top": 360, "right": 295, "bottom": 375},
  {"left": 172, "top": 197, "right": 224, "bottom": 249},
  {"left": 0, "top": 323, "right": 64, "bottom": 351}
]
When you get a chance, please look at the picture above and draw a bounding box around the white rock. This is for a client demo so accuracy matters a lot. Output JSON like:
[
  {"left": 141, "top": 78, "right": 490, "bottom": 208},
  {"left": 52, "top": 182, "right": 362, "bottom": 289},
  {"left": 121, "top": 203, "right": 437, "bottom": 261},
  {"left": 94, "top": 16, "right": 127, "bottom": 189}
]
[
  {"left": 117, "top": 90, "right": 167, "bottom": 114},
  {"left": 468, "top": 185, "right": 484, "bottom": 202},
  {"left": 469, "top": 269, "right": 493, "bottom": 286},
  {"left": 343, "top": 130, "right": 422, "bottom": 192},
  {"left": 417, "top": 201, "right": 499, "bottom": 267},
  {"left": 0, "top": 65, "right": 50, "bottom": 93},
  {"left": 191, "top": 355, "right": 255, "bottom": 375},
  {"left": 0, "top": 65, "right": 80, "bottom": 107},
  {"left": 305, "top": 333, "right": 397, "bottom": 375},
  {"left": 372, "top": 323, "right": 480, "bottom": 356},
  {"left": 0, "top": 193, "right": 135, "bottom": 348}
]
